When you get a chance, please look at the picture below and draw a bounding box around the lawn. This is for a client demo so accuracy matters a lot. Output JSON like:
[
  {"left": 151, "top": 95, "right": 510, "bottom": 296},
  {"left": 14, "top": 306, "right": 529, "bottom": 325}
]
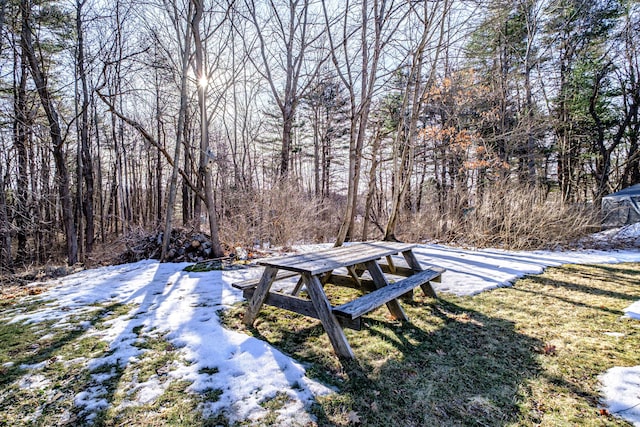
[
  {"left": 0, "top": 262, "right": 638, "bottom": 426},
  {"left": 223, "top": 263, "right": 640, "bottom": 426}
]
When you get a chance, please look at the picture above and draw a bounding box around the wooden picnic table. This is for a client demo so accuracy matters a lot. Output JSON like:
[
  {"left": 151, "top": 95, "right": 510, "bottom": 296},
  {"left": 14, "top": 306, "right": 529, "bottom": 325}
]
[{"left": 233, "top": 241, "right": 444, "bottom": 360}]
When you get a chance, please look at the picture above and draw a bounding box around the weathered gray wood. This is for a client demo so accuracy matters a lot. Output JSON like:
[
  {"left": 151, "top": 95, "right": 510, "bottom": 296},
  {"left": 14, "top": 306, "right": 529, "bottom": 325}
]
[
  {"left": 402, "top": 250, "right": 438, "bottom": 298},
  {"left": 332, "top": 268, "right": 443, "bottom": 320},
  {"left": 258, "top": 242, "right": 416, "bottom": 275},
  {"left": 303, "top": 273, "right": 355, "bottom": 359},
  {"left": 233, "top": 270, "right": 299, "bottom": 290},
  {"left": 346, "top": 265, "right": 362, "bottom": 287},
  {"left": 325, "top": 274, "right": 377, "bottom": 292},
  {"left": 364, "top": 260, "right": 408, "bottom": 321},
  {"left": 243, "top": 266, "right": 279, "bottom": 326},
  {"left": 385, "top": 255, "right": 396, "bottom": 274},
  {"left": 242, "top": 288, "right": 362, "bottom": 330},
  {"left": 379, "top": 264, "right": 414, "bottom": 277},
  {"left": 291, "top": 277, "right": 305, "bottom": 296},
  {"left": 401, "top": 249, "right": 422, "bottom": 272}
]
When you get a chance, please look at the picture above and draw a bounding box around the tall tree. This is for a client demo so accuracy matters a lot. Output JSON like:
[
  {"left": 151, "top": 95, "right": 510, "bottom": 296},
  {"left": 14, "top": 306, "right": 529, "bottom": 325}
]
[
  {"left": 0, "top": 161, "right": 11, "bottom": 270},
  {"left": 21, "top": 0, "right": 78, "bottom": 264},
  {"left": 323, "top": 0, "right": 405, "bottom": 245},
  {"left": 242, "top": 0, "right": 323, "bottom": 178},
  {"left": 384, "top": 0, "right": 452, "bottom": 241},
  {"left": 618, "top": 1, "right": 640, "bottom": 187},
  {"left": 161, "top": 0, "right": 193, "bottom": 261},
  {"left": 76, "top": 0, "right": 94, "bottom": 255},
  {"left": 191, "top": 0, "right": 223, "bottom": 257},
  {"left": 546, "top": 0, "right": 621, "bottom": 201},
  {"left": 14, "top": 23, "right": 30, "bottom": 262}
]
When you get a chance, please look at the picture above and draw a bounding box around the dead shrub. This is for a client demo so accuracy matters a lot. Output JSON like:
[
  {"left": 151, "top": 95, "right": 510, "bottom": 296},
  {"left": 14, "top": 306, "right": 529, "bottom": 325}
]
[
  {"left": 397, "top": 181, "right": 599, "bottom": 250},
  {"left": 220, "top": 182, "right": 341, "bottom": 250}
]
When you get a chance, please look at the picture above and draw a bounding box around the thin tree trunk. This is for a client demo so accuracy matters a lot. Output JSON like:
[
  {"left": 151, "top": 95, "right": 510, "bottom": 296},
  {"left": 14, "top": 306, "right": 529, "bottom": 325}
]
[
  {"left": 384, "top": 0, "right": 448, "bottom": 241},
  {"left": 0, "top": 162, "right": 12, "bottom": 271},
  {"left": 363, "top": 128, "right": 383, "bottom": 241},
  {"left": 191, "top": 0, "right": 223, "bottom": 257},
  {"left": 162, "top": 0, "right": 193, "bottom": 260},
  {"left": 14, "top": 40, "right": 29, "bottom": 262},
  {"left": 93, "top": 98, "right": 105, "bottom": 244},
  {"left": 155, "top": 77, "right": 163, "bottom": 227},
  {"left": 77, "top": 0, "right": 94, "bottom": 254}
]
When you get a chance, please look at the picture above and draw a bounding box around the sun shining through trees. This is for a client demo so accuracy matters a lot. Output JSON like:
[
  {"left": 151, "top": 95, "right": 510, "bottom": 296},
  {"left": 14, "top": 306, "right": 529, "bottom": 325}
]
[
  {"left": 0, "top": 0, "right": 638, "bottom": 266},
  {"left": 198, "top": 75, "right": 208, "bottom": 89}
]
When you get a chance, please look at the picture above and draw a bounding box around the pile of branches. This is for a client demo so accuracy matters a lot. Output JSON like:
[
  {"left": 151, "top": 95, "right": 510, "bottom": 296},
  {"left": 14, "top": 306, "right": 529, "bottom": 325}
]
[{"left": 118, "top": 228, "right": 221, "bottom": 264}]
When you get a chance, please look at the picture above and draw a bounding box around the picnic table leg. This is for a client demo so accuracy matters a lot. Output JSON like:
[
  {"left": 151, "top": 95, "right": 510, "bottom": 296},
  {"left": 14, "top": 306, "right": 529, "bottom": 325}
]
[
  {"left": 385, "top": 255, "right": 397, "bottom": 274},
  {"left": 291, "top": 277, "right": 305, "bottom": 296},
  {"left": 364, "top": 260, "right": 408, "bottom": 321},
  {"left": 244, "top": 266, "right": 279, "bottom": 326},
  {"left": 346, "top": 266, "right": 362, "bottom": 287},
  {"left": 402, "top": 250, "right": 437, "bottom": 298},
  {"left": 291, "top": 271, "right": 332, "bottom": 296},
  {"left": 303, "top": 273, "right": 355, "bottom": 360}
]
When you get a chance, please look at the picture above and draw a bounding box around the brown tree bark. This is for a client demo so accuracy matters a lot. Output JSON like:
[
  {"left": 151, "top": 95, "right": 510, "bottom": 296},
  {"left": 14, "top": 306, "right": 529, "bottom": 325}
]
[
  {"left": 77, "top": 0, "right": 94, "bottom": 254},
  {"left": 14, "top": 40, "right": 29, "bottom": 262},
  {"left": 0, "top": 162, "right": 12, "bottom": 270}
]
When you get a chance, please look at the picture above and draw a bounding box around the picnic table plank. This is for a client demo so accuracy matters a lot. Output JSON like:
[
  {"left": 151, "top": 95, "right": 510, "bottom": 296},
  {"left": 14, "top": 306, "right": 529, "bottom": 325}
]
[
  {"left": 258, "top": 242, "right": 416, "bottom": 275},
  {"left": 232, "top": 270, "right": 299, "bottom": 290},
  {"left": 242, "top": 287, "right": 362, "bottom": 330},
  {"left": 332, "top": 268, "right": 443, "bottom": 320}
]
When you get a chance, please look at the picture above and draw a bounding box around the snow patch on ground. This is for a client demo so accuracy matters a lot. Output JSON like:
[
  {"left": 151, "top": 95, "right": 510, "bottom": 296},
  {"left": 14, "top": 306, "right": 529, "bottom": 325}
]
[
  {"left": 600, "top": 366, "right": 640, "bottom": 426},
  {"left": 5, "top": 260, "right": 330, "bottom": 425},
  {"left": 624, "top": 300, "right": 640, "bottom": 320}
]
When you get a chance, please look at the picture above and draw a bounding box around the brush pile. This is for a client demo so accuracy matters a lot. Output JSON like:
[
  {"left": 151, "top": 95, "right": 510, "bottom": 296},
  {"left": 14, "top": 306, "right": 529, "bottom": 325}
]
[{"left": 118, "top": 228, "right": 221, "bottom": 264}]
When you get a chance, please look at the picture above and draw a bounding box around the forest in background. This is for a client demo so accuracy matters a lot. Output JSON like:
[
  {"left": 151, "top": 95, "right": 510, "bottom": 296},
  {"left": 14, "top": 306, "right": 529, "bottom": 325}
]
[{"left": 0, "top": 0, "right": 638, "bottom": 270}]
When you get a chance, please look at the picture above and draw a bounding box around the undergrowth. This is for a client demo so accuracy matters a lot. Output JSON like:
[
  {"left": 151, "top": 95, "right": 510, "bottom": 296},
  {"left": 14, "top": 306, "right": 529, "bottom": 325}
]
[{"left": 397, "top": 181, "right": 600, "bottom": 249}]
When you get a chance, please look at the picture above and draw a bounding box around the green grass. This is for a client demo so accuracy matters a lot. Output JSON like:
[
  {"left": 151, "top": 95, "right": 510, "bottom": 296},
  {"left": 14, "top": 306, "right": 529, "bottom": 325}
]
[
  {"left": 0, "top": 298, "right": 231, "bottom": 426},
  {"left": 222, "top": 263, "right": 640, "bottom": 426},
  {"left": 0, "top": 263, "right": 637, "bottom": 426}
]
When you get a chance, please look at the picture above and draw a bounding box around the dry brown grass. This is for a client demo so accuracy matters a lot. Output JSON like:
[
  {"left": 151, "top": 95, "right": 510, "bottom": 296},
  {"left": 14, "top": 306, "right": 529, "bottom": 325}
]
[
  {"left": 398, "top": 181, "right": 600, "bottom": 249},
  {"left": 220, "top": 181, "right": 342, "bottom": 250}
]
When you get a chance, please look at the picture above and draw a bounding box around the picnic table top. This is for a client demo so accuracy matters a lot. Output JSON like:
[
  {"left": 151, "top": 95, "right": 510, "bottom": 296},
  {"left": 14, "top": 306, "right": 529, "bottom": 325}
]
[{"left": 257, "top": 241, "right": 417, "bottom": 275}]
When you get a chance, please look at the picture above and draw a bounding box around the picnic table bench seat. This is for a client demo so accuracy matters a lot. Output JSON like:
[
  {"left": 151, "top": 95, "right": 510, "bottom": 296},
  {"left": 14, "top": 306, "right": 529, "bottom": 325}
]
[{"left": 332, "top": 267, "right": 444, "bottom": 320}]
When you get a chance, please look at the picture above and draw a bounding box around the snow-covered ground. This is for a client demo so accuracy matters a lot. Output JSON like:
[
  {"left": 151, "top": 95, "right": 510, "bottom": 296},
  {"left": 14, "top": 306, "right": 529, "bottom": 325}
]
[{"left": 3, "top": 225, "right": 640, "bottom": 425}]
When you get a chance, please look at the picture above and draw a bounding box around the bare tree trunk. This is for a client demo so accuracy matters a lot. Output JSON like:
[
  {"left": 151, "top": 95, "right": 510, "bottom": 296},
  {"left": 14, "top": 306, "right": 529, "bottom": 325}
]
[
  {"left": 323, "top": 0, "right": 398, "bottom": 246},
  {"left": 76, "top": 0, "right": 94, "bottom": 254},
  {"left": 162, "top": 0, "right": 193, "bottom": 260},
  {"left": 93, "top": 98, "right": 106, "bottom": 244},
  {"left": 14, "top": 39, "right": 29, "bottom": 262},
  {"left": 191, "top": 0, "right": 223, "bottom": 257},
  {"left": 0, "top": 0, "right": 6, "bottom": 48},
  {"left": 21, "top": 0, "right": 78, "bottom": 264},
  {"left": 154, "top": 64, "right": 163, "bottom": 227},
  {"left": 0, "top": 162, "right": 11, "bottom": 271},
  {"left": 384, "top": 0, "right": 449, "bottom": 241},
  {"left": 242, "top": 0, "right": 321, "bottom": 179},
  {"left": 363, "top": 127, "right": 383, "bottom": 241}
]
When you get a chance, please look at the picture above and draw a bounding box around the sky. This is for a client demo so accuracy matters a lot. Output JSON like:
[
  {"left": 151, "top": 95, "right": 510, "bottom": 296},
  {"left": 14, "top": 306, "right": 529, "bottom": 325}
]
[{"left": 2, "top": 226, "right": 640, "bottom": 425}]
